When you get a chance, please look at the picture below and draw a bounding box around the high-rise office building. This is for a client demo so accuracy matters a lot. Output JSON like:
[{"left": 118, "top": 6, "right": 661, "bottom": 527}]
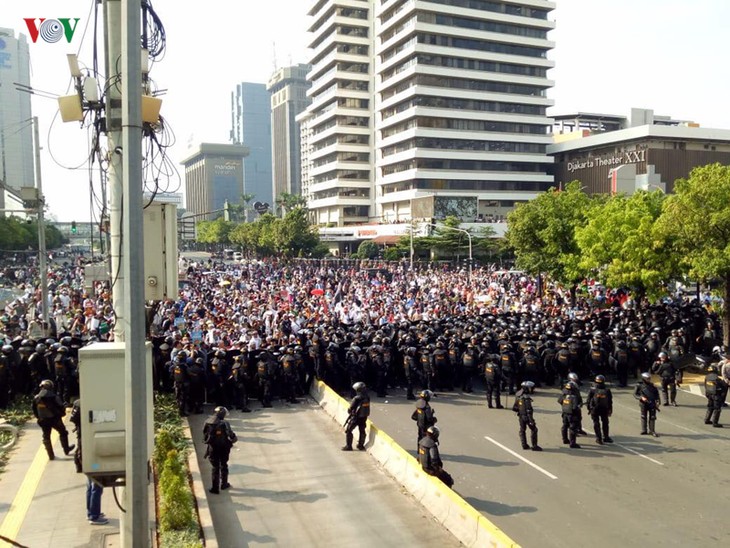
[
  {"left": 0, "top": 28, "right": 33, "bottom": 210},
  {"left": 231, "top": 83, "right": 273, "bottom": 206},
  {"left": 268, "top": 64, "right": 312, "bottom": 201},
  {"left": 302, "top": 1, "right": 555, "bottom": 226},
  {"left": 180, "top": 143, "right": 249, "bottom": 219}
]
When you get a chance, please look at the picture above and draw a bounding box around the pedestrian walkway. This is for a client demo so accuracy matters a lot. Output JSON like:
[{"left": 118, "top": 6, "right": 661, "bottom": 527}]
[{"left": 0, "top": 419, "right": 117, "bottom": 548}]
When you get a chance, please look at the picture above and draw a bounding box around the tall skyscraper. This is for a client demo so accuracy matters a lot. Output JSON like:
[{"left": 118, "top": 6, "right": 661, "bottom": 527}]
[
  {"left": 267, "top": 64, "right": 311, "bottom": 200},
  {"left": 230, "top": 83, "right": 273, "bottom": 206},
  {"left": 0, "top": 28, "right": 34, "bottom": 209},
  {"left": 301, "top": 1, "right": 555, "bottom": 226},
  {"left": 180, "top": 143, "right": 249, "bottom": 219}
]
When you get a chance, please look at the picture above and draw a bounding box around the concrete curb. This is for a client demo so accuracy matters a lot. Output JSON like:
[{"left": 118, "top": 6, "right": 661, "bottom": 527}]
[
  {"left": 183, "top": 421, "right": 218, "bottom": 548},
  {"left": 310, "top": 381, "right": 520, "bottom": 548}
]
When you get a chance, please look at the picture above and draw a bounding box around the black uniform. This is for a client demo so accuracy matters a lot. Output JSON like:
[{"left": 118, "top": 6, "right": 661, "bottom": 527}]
[
  {"left": 203, "top": 414, "right": 237, "bottom": 493},
  {"left": 32, "top": 386, "right": 74, "bottom": 460},
  {"left": 586, "top": 382, "right": 613, "bottom": 444},
  {"left": 411, "top": 397, "right": 437, "bottom": 451},
  {"left": 52, "top": 352, "right": 74, "bottom": 406},
  {"left": 187, "top": 359, "right": 206, "bottom": 414},
  {"left": 169, "top": 358, "right": 190, "bottom": 416},
  {"left": 558, "top": 385, "right": 582, "bottom": 448},
  {"left": 483, "top": 356, "right": 503, "bottom": 408},
  {"left": 0, "top": 354, "right": 10, "bottom": 409},
  {"left": 512, "top": 388, "right": 540, "bottom": 450},
  {"left": 704, "top": 371, "right": 728, "bottom": 427},
  {"left": 652, "top": 358, "right": 678, "bottom": 406},
  {"left": 634, "top": 378, "right": 661, "bottom": 436},
  {"left": 344, "top": 389, "right": 370, "bottom": 450},
  {"left": 403, "top": 348, "right": 418, "bottom": 400},
  {"left": 418, "top": 434, "right": 454, "bottom": 488}
]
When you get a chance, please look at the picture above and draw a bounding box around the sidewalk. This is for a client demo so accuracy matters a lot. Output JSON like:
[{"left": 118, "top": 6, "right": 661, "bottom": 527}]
[{"left": 0, "top": 419, "right": 117, "bottom": 548}]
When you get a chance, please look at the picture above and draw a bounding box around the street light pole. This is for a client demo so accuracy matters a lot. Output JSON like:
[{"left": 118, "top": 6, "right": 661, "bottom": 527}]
[
  {"left": 32, "top": 117, "right": 49, "bottom": 325},
  {"left": 409, "top": 220, "right": 414, "bottom": 270}
]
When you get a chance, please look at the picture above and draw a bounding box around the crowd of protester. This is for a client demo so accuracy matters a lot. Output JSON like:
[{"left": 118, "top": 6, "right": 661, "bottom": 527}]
[{"left": 0, "top": 254, "right": 726, "bottom": 413}]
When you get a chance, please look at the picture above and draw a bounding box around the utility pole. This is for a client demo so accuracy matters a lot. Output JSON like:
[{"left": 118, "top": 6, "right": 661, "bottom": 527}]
[
  {"left": 32, "top": 117, "right": 49, "bottom": 325},
  {"left": 105, "top": 0, "right": 125, "bottom": 342},
  {"left": 121, "top": 0, "right": 149, "bottom": 545}
]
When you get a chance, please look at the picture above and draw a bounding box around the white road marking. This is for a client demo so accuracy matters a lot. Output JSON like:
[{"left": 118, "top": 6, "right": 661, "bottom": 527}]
[
  {"left": 683, "top": 384, "right": 703, "bottom": 397},
  {"left": 613, "top": 402, "right": 704, "bottom": 435},
  {"left": 484, "top": 436, "right": 558, "bottom": 480},
  {"left": 614, "top": 442, "right": 665, "bottom": 466}
]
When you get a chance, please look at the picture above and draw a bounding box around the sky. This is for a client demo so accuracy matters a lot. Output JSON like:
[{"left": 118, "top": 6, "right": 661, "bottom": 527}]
[{"left": 4, "top": 0, "right": 730, "bottom": 222}]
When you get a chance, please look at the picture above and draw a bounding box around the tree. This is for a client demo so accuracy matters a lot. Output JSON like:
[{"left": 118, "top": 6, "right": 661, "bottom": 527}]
[
  {"left": 506, "top": 181, "right": 598, "bottom": 303},
  {"left": 354, "top": 240, "right": 379, "bottom": 260},
  {"left": 225, "top": 193, "right": 255, "bottom": 222},
  {"left": 274, "top": 207, "right": 320, "bottom": 257},
  {"left": 196, "top": 217, "right": 233, "bottom": 245},
  {"left": 275, "top": 192, "right": 306, "bottom": 217},
  {"left": 0, "top": 217, "right": 66, "bottom": 251},
  {"left": 576, "top": 190, "right": 680, "bottom": 301},
  {"left": 657, "top": 163, "right": 730, "bottom": 345},
  {"left": 228, "top": 209, "right": 323, "bottom": 258}
]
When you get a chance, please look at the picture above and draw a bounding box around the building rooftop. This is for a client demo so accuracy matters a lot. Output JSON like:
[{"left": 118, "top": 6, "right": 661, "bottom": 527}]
[
  {"left": 179, "top": 143, "right": 249, "bottom": 166},
  {"left": 548, "top": 123, "right": 730, "bottom": 154}
]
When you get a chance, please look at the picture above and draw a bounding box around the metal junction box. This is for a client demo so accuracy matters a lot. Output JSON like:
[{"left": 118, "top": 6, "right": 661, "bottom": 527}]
[{"left": 78, "top": 342, "right": 153, "bottom": 486}]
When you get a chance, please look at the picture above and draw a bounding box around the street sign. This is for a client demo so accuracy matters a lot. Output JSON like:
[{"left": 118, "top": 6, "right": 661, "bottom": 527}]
[{"left": 253, "top": 201, "right": 270, "bottom": 214}]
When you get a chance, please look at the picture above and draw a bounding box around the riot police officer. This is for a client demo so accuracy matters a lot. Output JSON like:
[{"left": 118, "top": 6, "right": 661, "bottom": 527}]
[
  {"left": 612, "top": 340, "right": 630, "bottom": 387},
  {"left": 28, "top": 343, "right": 50, "bottom": 390},
  {"left": 256, "top": 350, "right": 277, "bottom": 408},
  {"left": 403, "top": 346, "right": 419, "bottom": 400},
  {"left": 558, "top": 381, "right": 582, "bottom": 449},
  {"left": 53, "top": 346, "right": 73, "bottom": 407},
  {"left": 432, "top": 340, "right": 451, "bottom": 391},
  {"left": 203, "top": 406, "right": 237, "bottom": 494},
  {"left": 32, "top": 379, "right": 74, "bottom": 460},
  {"left": 169, "top": 352, "right": 189, "bottom": 416},
  {"left": 460, "top": 342, "right": 478, "bottom": 393},
  {"left": 230, "top": 355, "right": 252, "bottom": 412},
  {"left": 0, "top": 347, "right": 11, "bottom": 409},
  {"left": 512, "top": 381, "right": 542, "bottom": 451},
  {"left": 279, "top": 346, "right": 299, "bottom": 404},
  {"left": 411, "top": 389, "right": 437, "bottom": 452},
  {"left": 704, "top": 364, "right": 728, "bottom": 427},
  {"left": 483, "top": 353, "right": 503, "bottom": 409},
  {"left": 499, "top": 343, "right": 517, "bottom": 395},
  {"left": 343, "top": 381, "right": 370, "bottom": 451},
  {"left": 586, "top": 375, "right": 613, "bottom": 444},
  {"left": 187, "top": 357, "right": 206, "bottom": 414},
  {"left": 652, "top": 351, "right": 678, "bottom": 406},
  {"left": 634, "top": 372, "right": 660, "bottom": 437},
  {"left": 418, "top": 426, "right": 453, "bottom": 488}
]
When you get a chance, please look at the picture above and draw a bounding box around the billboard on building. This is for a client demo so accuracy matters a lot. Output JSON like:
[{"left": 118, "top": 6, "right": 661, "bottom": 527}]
[{"left": 211, "top": 159, "right": 242, "bottom": 210}]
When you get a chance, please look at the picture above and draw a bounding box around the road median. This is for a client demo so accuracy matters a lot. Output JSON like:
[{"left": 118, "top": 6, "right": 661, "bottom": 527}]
[{"left": 310, "top": 381, "right": 520, "bottom": 548}]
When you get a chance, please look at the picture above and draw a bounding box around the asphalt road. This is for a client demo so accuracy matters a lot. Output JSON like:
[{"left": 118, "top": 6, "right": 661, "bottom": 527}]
[
  {"left": 188, "top": 400, "right": 462, "bottom": 548},
  {"left": 369, "top": 378, "right": 730, "bottom": 548}
]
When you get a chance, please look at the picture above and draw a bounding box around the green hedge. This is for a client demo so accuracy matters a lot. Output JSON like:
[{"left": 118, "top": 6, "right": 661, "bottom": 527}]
[{"left": 154, "top": 394, "right": 202, "bottom": 548}]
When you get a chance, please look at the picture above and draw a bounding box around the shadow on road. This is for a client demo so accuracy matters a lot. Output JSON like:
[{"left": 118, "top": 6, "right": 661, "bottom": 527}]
[
  {"left": 237, "top": 487, "right": 328, "bottom": 504},
  {"left": 464, "top": 496, "right": 537, "bottom": 516},
  {"left": 441, "top": 453, "right": 518, "bottom": 468}
]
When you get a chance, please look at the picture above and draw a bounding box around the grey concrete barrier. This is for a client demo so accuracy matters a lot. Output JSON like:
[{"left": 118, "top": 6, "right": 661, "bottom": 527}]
[{"left": 309, "top": 380, "right": 520, "bottom": 548}]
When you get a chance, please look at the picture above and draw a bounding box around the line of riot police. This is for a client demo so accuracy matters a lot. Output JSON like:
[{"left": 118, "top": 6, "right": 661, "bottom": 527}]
[
  {"left": 0, "top": 335, "right": 85, "bottom": 409},
  {"left": 151, "top": 335, "right": 314, "bottom": 415},
  {"left": 143, "top": 301, "right": 722, "bottom": 418}
]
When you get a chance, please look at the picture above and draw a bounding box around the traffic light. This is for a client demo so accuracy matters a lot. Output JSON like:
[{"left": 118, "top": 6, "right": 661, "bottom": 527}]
[{"left": 71, "top": 221, "right": 77, "bottom": 234}]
